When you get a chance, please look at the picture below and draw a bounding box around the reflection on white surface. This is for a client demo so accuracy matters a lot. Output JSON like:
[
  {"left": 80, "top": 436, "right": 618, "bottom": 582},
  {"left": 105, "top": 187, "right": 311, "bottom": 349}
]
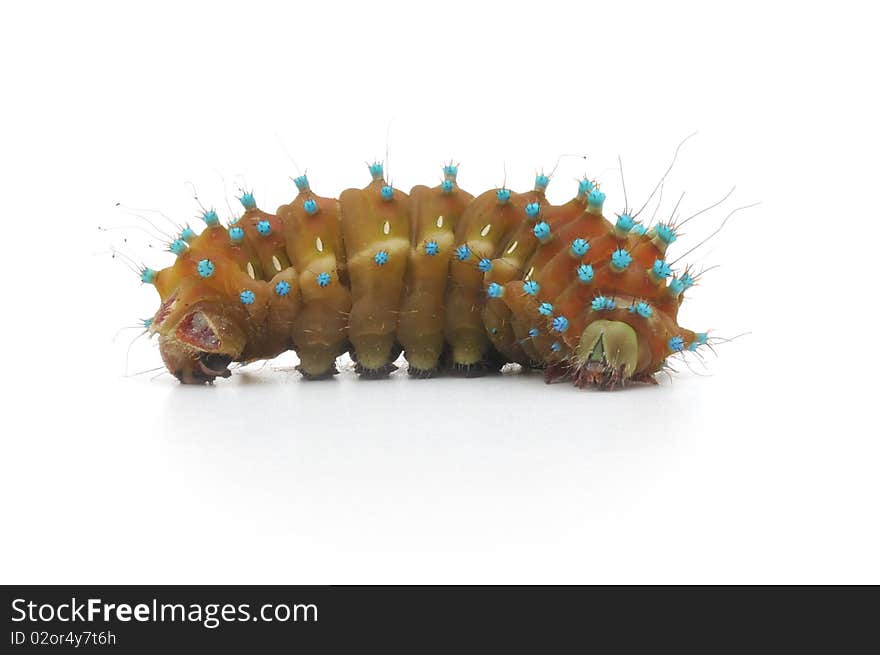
[{"left": 4, "top": 341, "right": 876, "bottom": 584}]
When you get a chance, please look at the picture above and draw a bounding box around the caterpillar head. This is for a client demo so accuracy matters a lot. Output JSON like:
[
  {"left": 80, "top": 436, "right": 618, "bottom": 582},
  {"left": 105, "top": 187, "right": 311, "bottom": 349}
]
[{"left": 156, "top": 302, "right": 247, "bottom": 384}]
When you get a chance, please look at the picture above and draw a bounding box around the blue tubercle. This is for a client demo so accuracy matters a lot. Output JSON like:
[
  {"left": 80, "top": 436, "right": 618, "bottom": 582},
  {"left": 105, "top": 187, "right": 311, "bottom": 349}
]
[
  {"left": 229, "top": 226, "right": 245, "bottom": 242},
  {"left": 240, "top": 289, "right": 255, "bottom": 305},
  {"left": 616, "top": 213, "right": 635, "bottom": 232},
  {"left": 303, "top": 198, "right": 319, "bottom": 215},
  {"left": 652, "top": 259, "right": 673, "bottom": 279},
  {"left": 425, "top": 240, "right": 439, "bottom": 256},
  {"left": 202, "top": 209, "right": 219, "bottom": 226},
  {"left": 570, "top": 238, "right": 590, "bottom": 257},
  {"left": 533, "top": 221, "right": 551, "bottom": 242},
  {"left": 669, "top": 278, "right": 686, "bottom": 296},
  {"left": 293, "top": 175, "right": 310, "bottom": 191},
  {"left": 525, "top": 202, "right": 540, "bottom": 219},
  {"left": 256, "top": 220, "right": 272, "bottom": 236},
  {"left": 591, "top": 296, "right": 616, "bottom": 311},
  {"left": 496, "top": 188, "right": 511, "bottom": 203},
  {"left": 275, "top": 280, "right": 291, "bottom": 296},
  {"left": 170, "top": 239, "right": 187, "bottom": 255},
  {"left": 456, "top": 244, "right": 471, "bottom": 261},
  {"left": 316, "top": 272, "right": 331, "bottom": 287},
  {"left": 680, "top": 272, "right": 695, "bottom": 288},
  {"left": 688, "top": 332, "right": 708, "bottom": 350},
  {"left": 611, "top": 248, "right": 633, "bottom": 270},
  {"left": 478, "top": 258, "right": 493, "bottom": 272},
  {"left": 588, "top": 189, "right": 605, "bottom": 209},
  {"left": 631, "top": 223, "right": 647, "bottom": 236},
  {"left": 538, "top": 302, "right": 553, "bottom": 316},
  {"left": 550, "top": 342, "right": 562, "bottom": 352},
  {"left": 669, "top": 335, "right": 685, "bottom": 352},
  {"left": 629, "top": 301, "right": 653, "bottom": 318},
  {"left": 374, "top": 250, "right": 389, "bottom": 266},
  {"left": 552, "top": 316, "right": 569, "bottom": 333},
  {"left": 443, "top": 164, "right": 458, "bottom": 178},
  {"left": 577, "top": 263, "right": 594, "bottom": 283},
  {"left": 535, "top": 173, "right": 550, "bottom": 190},
  {"left": 655, "top": 223, "right": 677, "bottom": 245},
  {"left": 180, "top": 226, "right": 196, "bottom": 242},
  {"left": 196, "top": 259, "right": 215, "bottom": 278},
  {"left": 142, "top": 317, "right": 153, "bottom": 329},
  {"left": 522, "top": 280, "right": 539, "bottom": 296},
  {"left": 487, "top": 282, "right": 504, "bottom": 298},
  {"left": 238, "top": 193, "right": 256, "bottom": 210},
  {"left": 578, "top": 178, "right": 594, "bottom": 197},
  {"left": 441, "top": 179, "right": 454, "bottom": 194},
  {"left": 380, "top": 185, "right": 394, "bottom": 201},
  {"left": 528, "top": 328, "right": 540, "bottom": 338},
  {"left": 140, "top": 267, "right": 156, "bottom": 284},
  {"left": 368, "top": 162, "right": 384, "bottom": 180}
]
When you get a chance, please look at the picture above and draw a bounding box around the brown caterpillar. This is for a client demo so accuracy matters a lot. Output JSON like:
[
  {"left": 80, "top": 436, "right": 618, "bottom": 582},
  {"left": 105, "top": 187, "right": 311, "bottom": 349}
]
[{"left": 137, "top": 159, "right": 722, "bottom": 390}]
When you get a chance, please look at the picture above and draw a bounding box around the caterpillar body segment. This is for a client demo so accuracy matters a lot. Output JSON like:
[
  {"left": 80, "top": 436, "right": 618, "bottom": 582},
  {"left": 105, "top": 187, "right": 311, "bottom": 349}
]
[
  {"left": 398, "top": 171, "right": 474, "bottom": 376},
  {"left": 143, "top": 161, "right": 713, "bottom": 390},
  {"left": 339, "top": 166, "right": 411, "bottom": 375},
  {"left": 276, "top": 181, "right": 350, "bottom": 378}
]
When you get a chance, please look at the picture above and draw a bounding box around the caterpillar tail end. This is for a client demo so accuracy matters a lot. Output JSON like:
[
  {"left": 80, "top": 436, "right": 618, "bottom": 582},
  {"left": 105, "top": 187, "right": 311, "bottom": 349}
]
[{"left": 571, "top": 320, "right": 652, "bottom": 391}]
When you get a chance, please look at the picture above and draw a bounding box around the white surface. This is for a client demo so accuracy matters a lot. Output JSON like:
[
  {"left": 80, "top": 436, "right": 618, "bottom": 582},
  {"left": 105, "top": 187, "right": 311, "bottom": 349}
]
[{"left": 1, "top": 1, "right": 877, "bottom": 583}]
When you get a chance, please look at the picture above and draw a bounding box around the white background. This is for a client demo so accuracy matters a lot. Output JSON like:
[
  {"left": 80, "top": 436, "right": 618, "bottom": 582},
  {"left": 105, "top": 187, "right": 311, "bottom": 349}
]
[{"left": 1, "top": 1, "right": 877, "bottom": 583}]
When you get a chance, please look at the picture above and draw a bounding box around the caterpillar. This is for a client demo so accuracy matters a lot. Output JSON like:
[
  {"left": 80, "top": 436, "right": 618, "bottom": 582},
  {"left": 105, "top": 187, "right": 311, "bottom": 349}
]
[{"left": 134, "top": 157, "right": 725, "bottom": 390}]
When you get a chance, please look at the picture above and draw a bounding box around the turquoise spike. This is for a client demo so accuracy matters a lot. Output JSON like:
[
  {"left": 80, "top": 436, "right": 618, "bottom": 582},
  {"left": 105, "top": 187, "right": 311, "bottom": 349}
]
[
  {"left": 196, "top": 259, "right": 215, "bottom": 278},
  {"left": 533, "top": 221, "right": 551, "bottom": 242},
  {"left": 170, "top": 239, "right": 187, "bottom": 256},
  {"left": 570, "top": 238, "right": 590, "bottom": 257},
  {"left": 654, "top": 223, "right": 677, "bottom": 245},
  {"left": 591, "top": 296, "right": 616, "bottom": 311},
  {"left": 611, "top": 248, "right": 633, "bottom": 271},
  {"left": 238, "top": 193, "right": 256, "bottom": 210},
  {"left": 577, "top": 263, "right": 594, "bottom": 283},
  {"left": 578, "top": 178, "right": 594, "bottom": 198},
  {"left": 652, "top": 259, "right": 673, "bottom": 279},
  {"left": 616, "top": 213, "right": 635, "bottom": 232},
  {"left": 628, "top": 301, "right": 653, "bottom": 318}
]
